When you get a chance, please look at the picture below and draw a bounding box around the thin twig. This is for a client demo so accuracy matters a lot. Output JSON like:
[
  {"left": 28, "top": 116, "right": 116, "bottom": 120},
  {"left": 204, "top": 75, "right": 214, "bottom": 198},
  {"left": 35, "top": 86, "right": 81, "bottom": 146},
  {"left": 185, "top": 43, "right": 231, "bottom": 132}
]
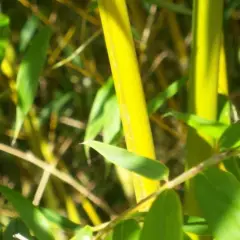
[
  {"left": 59, "top": 116, "right": 86, "bottom": 129},
  {"left": 18, "top": 0, "right": 51, "bottom": 26},
  {"left": 33, "top": 161, "right": 58, "bottom": 206},
  {"left": 94, "top": 148, "right": 240, "bottom": 239},
  {"left": 140, "top": 4, "right": 158, "bottom": 65},
  {"left": 52, "top": 29, "right": 102, "bottom": 69},
  {"left": 55, "top": 0, "right": 100, "bottom": 26},
  {"left": 0, "top": 143, "right": 114, "bottom": 216}
]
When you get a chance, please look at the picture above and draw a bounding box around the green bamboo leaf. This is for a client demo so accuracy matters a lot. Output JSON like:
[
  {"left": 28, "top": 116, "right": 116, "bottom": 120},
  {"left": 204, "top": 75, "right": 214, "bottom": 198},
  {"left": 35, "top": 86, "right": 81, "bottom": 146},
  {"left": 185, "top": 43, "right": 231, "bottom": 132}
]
[
  {"left": 71, "top": 226, "right": 92, "bottom": 240},
  {"left": 102, "top": 95, "right": 121, "bottom": 177},
  {"left": 146, "top": 0, "right": 192, "bottom": 15},
  {"left": 84, "top": 77, "right": 114, "bottom": 157},
  {"left": 103, "top": 95, "right": 121, "bottom": 144},
  {"left": 183, "top": 216, "right": 210, "bottom": 236},
  {"left": 219, "top": 122, "right": 240, "bottom": 150},
  {"left": 39, "top": 92, "right": 73, "bottom": 123},
  {"left": 88, "top": 77, "right": 114, "bottom": 125},
  {"left": 19, "top": 15, "right": 39, "bottom": 52},
  {"left": 0, "top": 185, "right": 54, "bottom": 240},
  {"left": 147, "top": 77, "right": 186, "bottom": 115},
  {"left": 40, "top": 208, "right": 80, "bottom": 231},
  {"left": 140, "top": 189, "right": 183, "bottom": 240},
  {"left": 217, "top": 97, "right": 240, "bottom": 180},
  {"left": 3, "top": 218, "right": 33, "bottom": 240},
  {"left": 112, "top": 219, "right": 141, "bottom": 240},
  {"left": 218, "top": 95, "right": 231, "bottom": 125},
  {"left": 223, "top": 156, "right": 240, "bottom": 182},
  {"left": 165, "top": 111, "right": 228, "bottom": 141},
  {"left": 14, "top": 26, "right": 52, "bottom": 142},
  {"left": 195, "top": 168, "right": 240, "bottom": 240},
  {"left": 83, "top": 140, "right": 169, "bottom": 180},
  {"left": 0, "top": 13, "right": 10, "bottom": 64}
]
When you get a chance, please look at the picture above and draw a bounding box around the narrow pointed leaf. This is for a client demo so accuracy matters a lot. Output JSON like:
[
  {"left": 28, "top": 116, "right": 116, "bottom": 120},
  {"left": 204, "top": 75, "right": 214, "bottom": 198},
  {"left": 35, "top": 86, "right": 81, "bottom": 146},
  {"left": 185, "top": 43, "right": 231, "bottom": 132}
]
[
  {"left": 112, "top": 219, "right": 141, "bottom": 240},
  {"left": 195, "top": 168, "right": 240, "bottom": 240},
  {"left": 84, "top": 77, "right": 114, "bottom": 157},
  {"left": 0, "top": 185, "right": 54, "bottom": 240},
  {"left": 14, "top": 26, "right": 52, "bottom": 141},
  {"left": 140, "top": 189, "right": 183, "bottom": 240},
  {"left": 218, "top": 95, "right": 231, "bottom": 125},
  {"left": 103, "top": 95, "right": 121, "bottom": 144},
  {"left": 88, "top": 78, "right": 114, "bottom": 123},
  {"left": 19, "top": 15, "right": 39, "bottom": 52},
  {"left": 183, "top": 216, "right": 210, "bottom": 236},
  {"left": 219, "top": 122, "right": 240, "bottom": 150},
  {"left": 71, "top": 226, "right": 92, "bottom": 240},
  {"left": 84, "top": 140, "right": 169, "bottom": 180},
  {"left": 165, "top": 111, "right": 228, "bottom": 140},
  {"left": 147, "top": 77, "right": 186, "bottom": 115},
  {"left": 40, "top": 208, "right": 80, "bottom": 231}
]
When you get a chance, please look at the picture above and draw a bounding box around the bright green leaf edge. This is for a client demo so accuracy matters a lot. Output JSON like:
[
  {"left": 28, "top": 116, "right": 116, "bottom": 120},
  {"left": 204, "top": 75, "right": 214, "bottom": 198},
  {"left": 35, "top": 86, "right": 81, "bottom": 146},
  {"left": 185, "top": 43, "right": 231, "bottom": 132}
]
[{"left": 83, "top": 140, "right": 169, "bottom": 181}]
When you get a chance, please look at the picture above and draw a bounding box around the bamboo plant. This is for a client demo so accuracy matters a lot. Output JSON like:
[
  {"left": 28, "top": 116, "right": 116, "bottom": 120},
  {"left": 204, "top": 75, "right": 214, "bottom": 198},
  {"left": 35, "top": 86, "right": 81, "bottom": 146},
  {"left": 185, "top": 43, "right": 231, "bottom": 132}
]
[
  {"left": 185, "top": 0, "right": 224, "bottom": 215},
  {"left": 98, "top": 0, "right": 159, "bottom": 206}
]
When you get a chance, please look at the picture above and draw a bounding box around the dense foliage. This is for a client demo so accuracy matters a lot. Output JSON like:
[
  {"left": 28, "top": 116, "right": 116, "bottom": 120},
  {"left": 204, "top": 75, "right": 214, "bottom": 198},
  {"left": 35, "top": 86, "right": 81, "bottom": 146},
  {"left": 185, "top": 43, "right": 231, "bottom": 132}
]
[{"left": 0, "top": 0, "right": 240, "bottom": 240}]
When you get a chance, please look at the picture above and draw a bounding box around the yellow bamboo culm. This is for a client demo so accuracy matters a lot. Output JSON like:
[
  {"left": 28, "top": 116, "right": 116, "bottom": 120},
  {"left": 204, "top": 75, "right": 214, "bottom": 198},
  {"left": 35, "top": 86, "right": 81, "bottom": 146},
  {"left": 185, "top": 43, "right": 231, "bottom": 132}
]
[
  {"left": 98, "top": 0, "right": 159, "bottom": 207},
  {"left": 218, "top": 36, "right": 229, "bottom": 96},
  {"left": 186, "top": 0, "right": 224, "bottom": 218}
]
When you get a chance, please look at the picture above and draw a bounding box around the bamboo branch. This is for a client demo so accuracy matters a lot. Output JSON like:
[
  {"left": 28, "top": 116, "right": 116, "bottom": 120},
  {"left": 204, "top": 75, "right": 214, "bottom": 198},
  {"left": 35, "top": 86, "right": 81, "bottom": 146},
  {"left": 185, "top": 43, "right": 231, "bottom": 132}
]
[
  {"left": 94, "top": 148, "right": 240, "bottom": 239},
  {"left": 0, "top": 143, "right": 114, "bottom": 216}
]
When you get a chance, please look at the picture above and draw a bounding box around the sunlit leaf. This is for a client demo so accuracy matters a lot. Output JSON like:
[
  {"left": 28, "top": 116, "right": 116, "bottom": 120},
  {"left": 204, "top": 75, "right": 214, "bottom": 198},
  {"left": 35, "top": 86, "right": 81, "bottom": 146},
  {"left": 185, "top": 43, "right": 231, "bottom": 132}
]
[
  {"left": 71, "top": 226, "right": 92, "bottom": 240},
  {"left": 140, "top": 189, "right": 183, "bottom": 240},
  {"left": 88, "top": 78, "right": 114, "bottom": 126},
  {"left": 147, "top": 77, "right": 186, "bottom": 115},
  {"left": 103, "top": 95, "right": 121, "bottom": 144},
  {"left": 40, "top": 208, "right": 80, "bottom": 231},
  {"left": 195, "top": 168, "right": 240, "bottom": 240},
  {"left": 218, "top": 95, "right": 231, "bottom": 125},
  {"left": 105, "top": 232, "right": 113, "bottom": 240},
  {"left": 183, "top": 233, "right": 192, "bottom": 240},
  {"left": 102, "top": 95, "right": 121, "bottom": 177},
  {"left": 14, "top": 26, "right": 52, "bottom": 142},
  {"left": 0, "top": 185, "right": 54, "bottom": 240},
  {"left": 19, "top": 15, "right": 39, "bottom": 52},
  {"left": 83, "top": 140, "right": 169, "bottom": 180},
  {"left": 165, "top": 111, "right": 228, "bottom": 141},
  {"left": 84, "top": 77, "right": 114, "bottom": 157},
  {"left": 112, "top": 219, "right": 141, "bottom": 240},
  {"left": 183, "top": 216, "right": 210, "bottom": 236}
]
